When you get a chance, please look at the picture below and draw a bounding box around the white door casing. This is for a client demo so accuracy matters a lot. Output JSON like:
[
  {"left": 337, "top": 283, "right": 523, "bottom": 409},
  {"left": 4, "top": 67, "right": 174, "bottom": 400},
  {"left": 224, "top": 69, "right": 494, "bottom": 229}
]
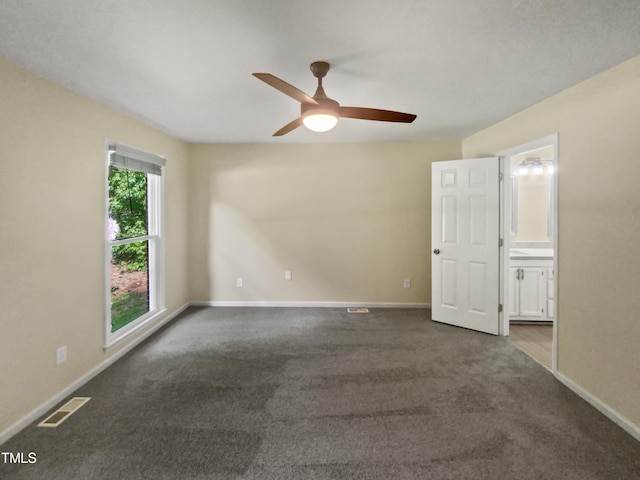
[
  {"left": 431, "top": 158, "right": 500, "bottom": 335},
  {"left": 497, "top": 133, "right": 558, "bottom": 370}
]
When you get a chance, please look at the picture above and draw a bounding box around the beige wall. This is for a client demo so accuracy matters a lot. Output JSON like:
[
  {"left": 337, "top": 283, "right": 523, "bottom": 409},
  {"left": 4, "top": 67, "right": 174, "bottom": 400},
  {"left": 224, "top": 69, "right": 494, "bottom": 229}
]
[
  {"left": 0, "top": 58, "right": 190, "bottom": 435},
  {"left": 463, "top": 55, "right": 640, "bottom": 427},
  {"left": 188, "top": 142, "right": 461, "bottom": 305}
]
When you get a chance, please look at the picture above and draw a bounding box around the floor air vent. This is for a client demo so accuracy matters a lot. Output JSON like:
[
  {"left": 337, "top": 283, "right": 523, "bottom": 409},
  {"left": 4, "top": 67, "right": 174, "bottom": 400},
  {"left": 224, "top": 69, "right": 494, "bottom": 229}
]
[
  {"left": 38, "top": 397, "right": 91, "bottom": 428},
  {"left": 347, "top": 308, "right": 369, "bottom": 313}
]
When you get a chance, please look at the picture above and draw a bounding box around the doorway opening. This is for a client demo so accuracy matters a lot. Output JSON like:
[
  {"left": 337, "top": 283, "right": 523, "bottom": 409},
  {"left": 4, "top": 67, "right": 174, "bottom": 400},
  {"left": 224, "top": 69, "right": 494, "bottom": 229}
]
[{"left": 498, "top": 134, "right": 558, "bottom": 372}]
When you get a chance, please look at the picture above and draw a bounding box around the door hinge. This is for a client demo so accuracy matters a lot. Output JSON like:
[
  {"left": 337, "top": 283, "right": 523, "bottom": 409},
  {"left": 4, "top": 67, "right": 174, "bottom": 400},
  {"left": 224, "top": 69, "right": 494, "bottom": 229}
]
[
  {"left": 498, "top": 304, "right": 503, "bottom": 313},
  {"left": 499, "top": 238, "right": 503, "bottom": 247},
  {"left": 499, "top": 172, "right": 504, "bottom": 181}
]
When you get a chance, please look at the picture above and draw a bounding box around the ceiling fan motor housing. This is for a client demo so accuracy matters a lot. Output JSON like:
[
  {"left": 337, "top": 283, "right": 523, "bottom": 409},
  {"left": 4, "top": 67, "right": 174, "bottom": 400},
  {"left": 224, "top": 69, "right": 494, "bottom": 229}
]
[{"left": 301, "top": 97, "right": 340, "bottom": 119}]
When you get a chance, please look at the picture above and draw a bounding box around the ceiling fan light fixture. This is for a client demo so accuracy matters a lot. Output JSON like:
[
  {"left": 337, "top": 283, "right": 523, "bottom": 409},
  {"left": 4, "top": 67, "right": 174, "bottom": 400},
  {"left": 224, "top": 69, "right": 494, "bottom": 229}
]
[
  {"left": 301, "top": 98, "right": 340, "bottom": 133},
  {"left": 302, "top": 112, "right": 338, "bottom": 132}
]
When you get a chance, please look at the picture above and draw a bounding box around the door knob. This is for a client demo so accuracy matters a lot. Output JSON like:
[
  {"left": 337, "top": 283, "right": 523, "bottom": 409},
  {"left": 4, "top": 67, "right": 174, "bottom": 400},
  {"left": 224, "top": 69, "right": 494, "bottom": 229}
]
[{"left": 433, "top": 248, "right": 440, "bottom": 255}]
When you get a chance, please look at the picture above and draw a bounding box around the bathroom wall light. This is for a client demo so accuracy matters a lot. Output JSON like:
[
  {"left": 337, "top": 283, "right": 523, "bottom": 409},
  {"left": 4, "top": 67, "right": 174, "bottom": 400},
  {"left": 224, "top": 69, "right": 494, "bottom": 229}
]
[{"left": 516, "top": 157, "right": 553, "bottom": 175}]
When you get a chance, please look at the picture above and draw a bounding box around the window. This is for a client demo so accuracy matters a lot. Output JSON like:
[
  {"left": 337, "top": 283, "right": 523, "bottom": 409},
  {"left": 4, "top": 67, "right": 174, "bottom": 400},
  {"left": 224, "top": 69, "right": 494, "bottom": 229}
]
[{"left": 106, "top": 143, "right": 165, "bottom": 347}]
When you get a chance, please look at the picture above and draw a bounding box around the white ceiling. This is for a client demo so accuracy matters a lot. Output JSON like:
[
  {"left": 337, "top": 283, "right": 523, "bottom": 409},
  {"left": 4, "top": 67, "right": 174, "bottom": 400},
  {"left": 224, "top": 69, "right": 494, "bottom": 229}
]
[{"left": 1, "top": 1, "right": 640, "bottom": 144}]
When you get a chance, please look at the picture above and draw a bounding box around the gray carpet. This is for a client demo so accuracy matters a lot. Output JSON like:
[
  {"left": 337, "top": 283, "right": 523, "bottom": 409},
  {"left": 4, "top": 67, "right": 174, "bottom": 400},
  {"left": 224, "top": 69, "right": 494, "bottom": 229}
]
[{"left": 1, "top": 307, "right": 638, "bottom": 479}]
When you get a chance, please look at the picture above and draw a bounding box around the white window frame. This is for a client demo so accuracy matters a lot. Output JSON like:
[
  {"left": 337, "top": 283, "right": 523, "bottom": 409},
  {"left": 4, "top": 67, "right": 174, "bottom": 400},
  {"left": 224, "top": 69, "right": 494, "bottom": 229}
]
[{"left": 104, "top": 141, "right": 166, "bottom": 349}]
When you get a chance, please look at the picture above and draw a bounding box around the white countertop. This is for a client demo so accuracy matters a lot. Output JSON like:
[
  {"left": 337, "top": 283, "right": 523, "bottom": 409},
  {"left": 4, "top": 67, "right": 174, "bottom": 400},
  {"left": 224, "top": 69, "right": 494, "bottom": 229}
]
[{"left": 510, "top": 248, "right": 554, "bottom": 259}]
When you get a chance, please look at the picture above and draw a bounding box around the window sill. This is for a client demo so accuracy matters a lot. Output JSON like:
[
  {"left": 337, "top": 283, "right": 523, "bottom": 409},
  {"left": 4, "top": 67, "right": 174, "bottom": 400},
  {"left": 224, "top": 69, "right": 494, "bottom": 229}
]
[{"left": 104, "top": 307, "right": 167, "bottom": 351}]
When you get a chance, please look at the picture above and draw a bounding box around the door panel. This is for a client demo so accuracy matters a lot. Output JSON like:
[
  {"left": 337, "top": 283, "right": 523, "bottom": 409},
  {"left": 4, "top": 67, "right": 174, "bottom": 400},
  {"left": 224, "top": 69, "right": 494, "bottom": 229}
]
[
  {"left": 432, "top": 157, "right": 500, "bottom": 335},
  {"left": 442, "top": 196, "right": 458, "bottom": 243},
  {"left": 468, "top": 261, "right": 488, "bottom": 313},
  {"left": 441, "top": 259, "right": 458, "bottom": 308}
]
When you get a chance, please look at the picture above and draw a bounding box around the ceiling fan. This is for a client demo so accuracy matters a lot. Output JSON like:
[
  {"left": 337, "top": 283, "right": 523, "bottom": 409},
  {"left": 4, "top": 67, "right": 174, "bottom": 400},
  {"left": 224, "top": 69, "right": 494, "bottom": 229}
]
[{"left": 252, "top": 61, "right": 417, "bottom": 136}]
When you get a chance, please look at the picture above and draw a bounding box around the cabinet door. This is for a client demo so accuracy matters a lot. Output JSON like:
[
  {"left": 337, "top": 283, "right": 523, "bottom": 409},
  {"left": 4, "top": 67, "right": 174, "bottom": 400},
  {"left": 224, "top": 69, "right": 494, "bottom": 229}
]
[
  {"left": 546, "top": 267, "right": 555, "bottom": 319},
  {"left": 508, "top": 267, "right": 520, "bottom": 317},
  {"left": 519, "top": 267, "right": 544, "bottom": 318}
]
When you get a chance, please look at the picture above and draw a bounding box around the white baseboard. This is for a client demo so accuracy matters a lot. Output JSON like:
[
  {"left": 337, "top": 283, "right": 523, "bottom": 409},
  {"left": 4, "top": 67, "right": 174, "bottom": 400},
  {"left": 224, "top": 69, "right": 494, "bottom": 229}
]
[
  {"left": 0, "top": 303, "right": 190, "bottom": 446},
  {"left": 190, "top": 301, "right": 431, "bottom": 309},
  {"left": 555, "top": 371, "right": 640, "bottom": 441}
]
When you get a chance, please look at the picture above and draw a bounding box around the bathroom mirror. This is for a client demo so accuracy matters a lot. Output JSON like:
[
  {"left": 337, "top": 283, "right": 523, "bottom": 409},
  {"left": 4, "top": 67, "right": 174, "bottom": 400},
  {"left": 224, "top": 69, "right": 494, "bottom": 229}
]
[
  {"left": 511, "top": 175, "right": 518, "bottom": 237},
  {"left": 510, "top": 150, "right": 555, "bottom": 241}
]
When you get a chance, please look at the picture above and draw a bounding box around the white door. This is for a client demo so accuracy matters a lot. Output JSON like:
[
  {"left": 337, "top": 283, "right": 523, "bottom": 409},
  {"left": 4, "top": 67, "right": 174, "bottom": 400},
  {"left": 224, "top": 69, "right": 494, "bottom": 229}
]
[{"left": 431, "top": 158, "right": 500, "bottom": 335}]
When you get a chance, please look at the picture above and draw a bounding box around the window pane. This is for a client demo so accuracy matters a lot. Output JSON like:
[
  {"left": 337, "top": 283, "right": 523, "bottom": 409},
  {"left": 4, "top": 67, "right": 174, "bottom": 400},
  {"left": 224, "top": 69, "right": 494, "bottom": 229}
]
[
  {"left": 108, "top": 166, "right": 148, "bottom": 241},
  {"left": 110, "top": 240, "right": 149, "bottom": 332}
]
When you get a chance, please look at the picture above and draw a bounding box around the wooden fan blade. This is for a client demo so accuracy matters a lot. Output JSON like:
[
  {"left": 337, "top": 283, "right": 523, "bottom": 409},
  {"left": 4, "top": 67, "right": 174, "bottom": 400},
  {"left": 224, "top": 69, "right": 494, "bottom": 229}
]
[
  {"left": 273, "top": 118, "right": 303, "bottom": 136},
  {"left": 253, "top": 73, "right": 319, "bottom": 105},
  {"left": 339, "top": 106, "right": 417, "bottom": 123}
]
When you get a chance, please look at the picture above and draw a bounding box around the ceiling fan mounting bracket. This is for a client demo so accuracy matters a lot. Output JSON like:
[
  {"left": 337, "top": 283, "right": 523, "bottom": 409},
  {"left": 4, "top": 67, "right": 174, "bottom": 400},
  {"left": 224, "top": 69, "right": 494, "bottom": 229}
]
[{"left": 310, "top": 61, "right": 330, "bottom": 79}]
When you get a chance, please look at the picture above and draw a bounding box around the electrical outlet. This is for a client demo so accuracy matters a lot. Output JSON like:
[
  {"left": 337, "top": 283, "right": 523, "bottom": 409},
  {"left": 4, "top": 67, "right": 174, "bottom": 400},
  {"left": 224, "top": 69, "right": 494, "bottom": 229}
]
[
  {"left": 404, "top": 279, "right": 411, "bottom": 289},
  {"left": 236, "top": 277, "right": 243, "bottom": 287},
  {"left": 285, "top": 270, "right": 292, "bottom": 281},
  {"left": 56, "top": 345, "right": 67, "bottom": 366}
]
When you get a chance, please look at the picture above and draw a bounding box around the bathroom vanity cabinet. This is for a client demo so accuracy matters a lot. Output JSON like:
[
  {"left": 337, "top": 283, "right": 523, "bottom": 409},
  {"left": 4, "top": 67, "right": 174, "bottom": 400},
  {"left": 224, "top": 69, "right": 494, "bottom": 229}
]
[{"left": 509, "top": 257, "right": 554, "bottom": 321}]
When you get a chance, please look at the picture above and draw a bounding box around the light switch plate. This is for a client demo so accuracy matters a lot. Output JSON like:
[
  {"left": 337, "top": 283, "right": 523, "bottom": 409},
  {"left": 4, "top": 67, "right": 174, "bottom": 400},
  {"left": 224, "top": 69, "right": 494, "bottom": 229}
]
[{"left": 56, "top": 345, "right": 67, "bottom": 366}]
